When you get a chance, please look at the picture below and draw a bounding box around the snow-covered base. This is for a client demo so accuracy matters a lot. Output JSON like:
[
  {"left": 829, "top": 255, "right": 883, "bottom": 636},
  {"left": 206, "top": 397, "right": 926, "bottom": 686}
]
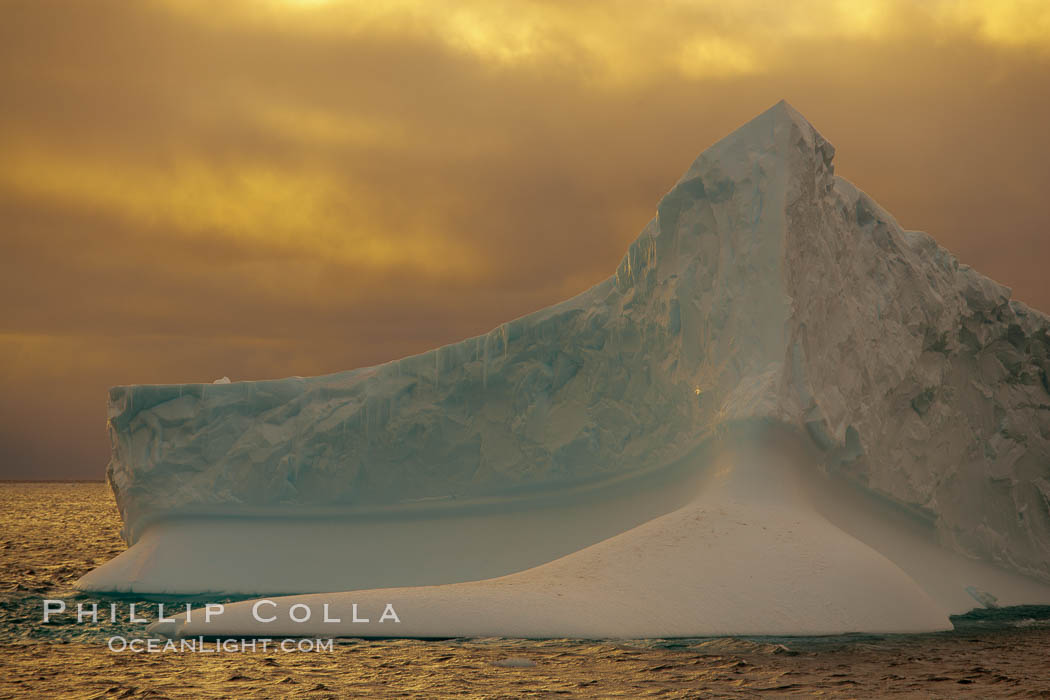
[
  {"left": 78, "top": 441, "right": 710, "bottom": 596},
  {"left": 147, "top": 432, "right": 1050, "bottom": 639}
]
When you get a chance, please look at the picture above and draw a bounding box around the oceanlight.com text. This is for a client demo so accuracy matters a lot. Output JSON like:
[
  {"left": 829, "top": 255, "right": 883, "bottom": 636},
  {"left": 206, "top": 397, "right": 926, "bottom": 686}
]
[{"left": 107, "top": 637, "right": 335, "bottom": 653}]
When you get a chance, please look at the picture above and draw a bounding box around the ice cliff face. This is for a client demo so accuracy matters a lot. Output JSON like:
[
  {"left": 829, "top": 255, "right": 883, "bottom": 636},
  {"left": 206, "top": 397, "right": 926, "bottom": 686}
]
[{"left": 106, "top": 100, "right": 1050, "bottom": 582}]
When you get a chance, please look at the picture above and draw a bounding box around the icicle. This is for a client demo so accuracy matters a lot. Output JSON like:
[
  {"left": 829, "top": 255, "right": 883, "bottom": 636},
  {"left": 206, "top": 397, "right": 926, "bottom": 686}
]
[{"left": 482, "top": 333, "right": 489, "bottom": 390}]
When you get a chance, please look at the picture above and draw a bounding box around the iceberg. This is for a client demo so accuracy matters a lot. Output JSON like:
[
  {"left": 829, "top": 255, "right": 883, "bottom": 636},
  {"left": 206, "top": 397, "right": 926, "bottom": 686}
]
[{"left": 82, "top": 101, "right": 1050, "bottom": 637}]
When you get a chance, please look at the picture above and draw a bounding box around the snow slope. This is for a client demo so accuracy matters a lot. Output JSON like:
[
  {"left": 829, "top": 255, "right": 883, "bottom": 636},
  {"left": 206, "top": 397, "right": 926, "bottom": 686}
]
[
  {"left": 151, "top": 438, "right": 956, "bottom": 638},
  {"left": 85, "top": 101, "right": 1050, "bottom": 634}
]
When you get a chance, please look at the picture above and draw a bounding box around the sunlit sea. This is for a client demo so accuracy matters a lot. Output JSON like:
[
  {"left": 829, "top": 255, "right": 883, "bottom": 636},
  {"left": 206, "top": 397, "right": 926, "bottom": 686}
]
[{"left": 3, "top": 482, "right": 1050, "bottom": 699}]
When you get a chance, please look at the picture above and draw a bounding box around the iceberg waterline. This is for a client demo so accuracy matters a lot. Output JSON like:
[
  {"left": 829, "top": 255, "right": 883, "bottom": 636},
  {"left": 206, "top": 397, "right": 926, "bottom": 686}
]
[{"left": 84, "top": 100, "right": 1050, "bottom": 636}]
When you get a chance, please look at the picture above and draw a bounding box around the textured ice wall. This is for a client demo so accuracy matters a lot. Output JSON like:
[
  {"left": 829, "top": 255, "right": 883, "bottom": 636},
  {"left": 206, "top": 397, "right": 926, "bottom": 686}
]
[
  {"left": 776, "top": 134, "right": 1050, "bottom": 583},
  {"left": 105, "top": 101, "right": 1050, "bottom": 581}
]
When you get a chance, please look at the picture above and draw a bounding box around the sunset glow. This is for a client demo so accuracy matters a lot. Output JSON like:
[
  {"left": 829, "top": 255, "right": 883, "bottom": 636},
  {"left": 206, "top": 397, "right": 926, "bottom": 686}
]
[{"left": 2, "top": 0, "right": 1049, "bottom": 478}]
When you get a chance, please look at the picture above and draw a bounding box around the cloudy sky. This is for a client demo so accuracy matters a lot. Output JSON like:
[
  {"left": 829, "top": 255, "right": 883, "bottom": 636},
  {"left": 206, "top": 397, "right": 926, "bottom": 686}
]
[{"left": 2, "top": 0, "right": 1049, "bottom": 479}]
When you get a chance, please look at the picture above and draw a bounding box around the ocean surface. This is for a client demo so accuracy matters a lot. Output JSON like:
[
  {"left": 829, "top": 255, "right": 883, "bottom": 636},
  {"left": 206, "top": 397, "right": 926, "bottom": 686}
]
[{"left": 2, "top": 482, "right": 1050, "bottom": 698}]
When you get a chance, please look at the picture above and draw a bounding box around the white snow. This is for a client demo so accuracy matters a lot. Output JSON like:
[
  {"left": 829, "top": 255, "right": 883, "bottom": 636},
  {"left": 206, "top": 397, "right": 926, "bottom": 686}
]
[
  {"left": 152, "top": 440, "right": 956, "bottom": 638},
  {"left": 146, "top": 434, "right": 1050, "bottom": 639},
  {"left": 85, "top": 100, "right": 1050, "bottom": 636}
]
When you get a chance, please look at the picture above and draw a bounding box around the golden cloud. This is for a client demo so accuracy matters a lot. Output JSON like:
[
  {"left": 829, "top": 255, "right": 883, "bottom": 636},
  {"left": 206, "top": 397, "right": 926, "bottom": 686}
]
[
  {"left": 0, "top": 141, "right": 483, "bottom": 278},
  {"left": 151, "top": 0, "right": 1050, "bottom": 86},
  {"left": 2, "top": 0, "right": 1049, "bottom": 478}
]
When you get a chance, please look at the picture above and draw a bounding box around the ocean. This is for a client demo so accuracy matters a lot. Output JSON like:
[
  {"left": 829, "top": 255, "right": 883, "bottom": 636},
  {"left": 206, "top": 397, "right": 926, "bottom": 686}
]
[{"left": 2, "top": 482, "right": 1050, "bottom": 698}]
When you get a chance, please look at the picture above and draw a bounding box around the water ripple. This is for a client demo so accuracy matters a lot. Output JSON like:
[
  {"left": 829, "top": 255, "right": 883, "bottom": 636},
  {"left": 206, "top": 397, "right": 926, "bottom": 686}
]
[{"left": 3, "top": 482, "right": 1050, "bottom": 698}]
